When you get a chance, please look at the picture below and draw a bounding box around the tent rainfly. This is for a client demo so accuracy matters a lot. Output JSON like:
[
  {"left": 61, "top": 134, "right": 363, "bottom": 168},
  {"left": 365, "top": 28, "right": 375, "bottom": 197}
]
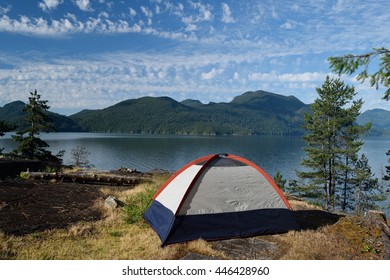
[{"left": 144, "top": 153, "right": 299, "bottom": 245}]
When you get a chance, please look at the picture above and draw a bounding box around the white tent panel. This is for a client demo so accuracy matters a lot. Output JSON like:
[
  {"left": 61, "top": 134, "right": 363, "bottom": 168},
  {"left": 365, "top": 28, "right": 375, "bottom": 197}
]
[
  {"left": 155, "top": 164, "right": 202, "bottom": 213},
  {"left": 178, "top": 165, "right": 287, "bottom": 215}
]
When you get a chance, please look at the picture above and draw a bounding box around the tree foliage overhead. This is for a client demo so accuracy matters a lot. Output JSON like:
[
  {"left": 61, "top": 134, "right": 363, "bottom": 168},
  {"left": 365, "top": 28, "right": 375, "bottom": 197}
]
[{"left": 328, "top": 47, "right": 390, "bottom": 100}]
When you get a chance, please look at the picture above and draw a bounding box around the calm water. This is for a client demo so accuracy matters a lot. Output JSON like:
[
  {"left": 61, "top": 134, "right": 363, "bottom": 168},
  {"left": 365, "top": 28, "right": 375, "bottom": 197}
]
[{"left": 1, "top": 132, "right": 389, "bottom": 180}]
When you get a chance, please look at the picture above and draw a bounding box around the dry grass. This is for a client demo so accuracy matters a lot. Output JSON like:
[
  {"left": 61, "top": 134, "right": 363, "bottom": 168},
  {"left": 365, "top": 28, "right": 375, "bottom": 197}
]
[
  {"left": 289, "top": 199, "right": 322, "bottom": 211},
  {"left": 277, "top": 227, "right": 355, "bottom": 260},
  {"left": 0, "top": 176, "right": 386, "bottom": 260}
]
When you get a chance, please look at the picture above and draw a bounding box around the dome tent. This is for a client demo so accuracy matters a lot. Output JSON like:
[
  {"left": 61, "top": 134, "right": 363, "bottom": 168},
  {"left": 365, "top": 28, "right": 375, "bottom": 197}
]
[{"left": 144, "top": 153, "right": 299, "bottom": 246}]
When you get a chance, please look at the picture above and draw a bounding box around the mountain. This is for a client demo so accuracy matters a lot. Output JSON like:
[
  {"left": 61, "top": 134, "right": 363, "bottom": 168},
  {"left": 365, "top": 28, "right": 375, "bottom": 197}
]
[
  {"left": 0, "top": 101, "right": 84, "bottom": 132},
  {"left": 357, "top": 109, "right": 390, "bottom": 129},
  {"left": 4, "top": 91, "right": 388, "bottom": 136},
  {"left": 70, "top": 90, "right": 311, "bottom": 135},
  {"left": 181, "top": 99, "right": 204, "bottom": 108},
  {"left": 357, "top": 108, "right": 390, "bottom": 135}
]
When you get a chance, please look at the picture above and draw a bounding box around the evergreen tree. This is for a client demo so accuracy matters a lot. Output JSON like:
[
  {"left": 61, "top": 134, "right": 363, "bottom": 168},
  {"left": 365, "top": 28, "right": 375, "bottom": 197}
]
[
  {"left": 297, "top": 76, "right": 369, "bottom": 211},
  {"left": 351, "top": 154, "right": 383, "bottom": 214},
  {"left": 329, "top": 47, "right": 389, "bottom": 212},
  {"left": 0, "top": 120, "right": 14, "bottom": 155},
  {"left": 384, "top": 150, "right": 390, "bottom": 182},
  {"left": 273, "top": 170, "right": 287, "bottom": 192},
  {"left": 12, "top": 90, "right": 62, "bottom": 164}
]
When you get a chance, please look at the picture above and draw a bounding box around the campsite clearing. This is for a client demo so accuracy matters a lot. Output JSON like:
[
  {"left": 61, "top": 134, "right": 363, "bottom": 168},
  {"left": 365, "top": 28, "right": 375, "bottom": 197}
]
[{"left": 0, "top": 173, "right": 388, "bottom": 260}]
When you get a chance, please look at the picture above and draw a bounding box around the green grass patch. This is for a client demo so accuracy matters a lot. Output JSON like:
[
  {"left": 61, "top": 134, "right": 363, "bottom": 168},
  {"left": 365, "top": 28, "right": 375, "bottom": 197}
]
[{"left": 123, "top": 186, "right": 156, "bottom": 224}]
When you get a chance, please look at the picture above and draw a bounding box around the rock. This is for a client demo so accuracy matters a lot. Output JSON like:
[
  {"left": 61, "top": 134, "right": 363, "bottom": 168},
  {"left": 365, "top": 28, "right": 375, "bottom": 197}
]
[
  {"left": 104, "top": 196, "right": 125, "bottom": 209},
  {"left": 363, "top": 210, "right": 390, "bottom": 260},
  {"left": 364, "top": 210, "right": 390, "bottom": 236},
  {"left": 381, "top": 231, "right": 390, "bottom": 260},
  {"left": 212, "top": 237, "right": 278, "bottom": 260},
  {"left": 181, "top": 253, "right": 221, "bottom": 260}
]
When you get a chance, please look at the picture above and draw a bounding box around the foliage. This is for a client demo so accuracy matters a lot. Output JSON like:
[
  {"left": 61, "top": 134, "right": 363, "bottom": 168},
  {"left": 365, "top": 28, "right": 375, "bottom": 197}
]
[
  {"left": 123, "top": 187, "right": 156, "bottom": 224},
  {"left": 273, "top": 170, "right": 287, "bottom": 192},
  {"left": 328, "top": 47, "right": 390, "bottom": 100},
  {"left": 297, "top": 77, "right": 371, "bottom": 211},
  {"left": 0, "top": 120, "right": 14, "bottom": 137},
  {"left": 384, "top": 150, "right": 390, "bottom": 182},
  {"left": 0, "top": 101, "right": 84, "bottom": 132},
  {"left": 11, "top": 90, "right": 63, "bottom": 164},
  {"left": 349, "top": 154, "right": 384, "bottom": 214},
  {"left": 70, "top": 91, "right": 310, "bottom": 135},
  {"left": 0, "top": 119, "right": 15, "bottom": 155},
  {"left": 70, "top": 144, "right": 90, "bottom": 167}
]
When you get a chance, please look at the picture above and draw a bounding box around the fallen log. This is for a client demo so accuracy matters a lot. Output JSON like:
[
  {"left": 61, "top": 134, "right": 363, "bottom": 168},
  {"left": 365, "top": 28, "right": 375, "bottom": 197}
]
[{"left": 23, "top": 171, "right": 145, "bottom": 186}]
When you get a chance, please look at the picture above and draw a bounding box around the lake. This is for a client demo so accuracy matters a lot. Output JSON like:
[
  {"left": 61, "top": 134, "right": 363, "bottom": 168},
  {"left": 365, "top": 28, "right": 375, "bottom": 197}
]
[{"left": 1, "top": 132, "right": 389, "bottom": 180}]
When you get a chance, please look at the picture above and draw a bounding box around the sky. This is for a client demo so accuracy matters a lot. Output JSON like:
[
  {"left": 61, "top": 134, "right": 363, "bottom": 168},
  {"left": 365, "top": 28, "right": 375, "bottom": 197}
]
[{"left": 0, "top": 0, "right": 390, "bottom": 115}]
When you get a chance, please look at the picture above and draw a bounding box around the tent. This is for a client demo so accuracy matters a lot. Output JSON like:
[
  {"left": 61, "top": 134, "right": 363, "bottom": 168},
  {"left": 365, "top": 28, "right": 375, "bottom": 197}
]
[{"left": 144, "top": 153, "right": 299, "bottom": 245}]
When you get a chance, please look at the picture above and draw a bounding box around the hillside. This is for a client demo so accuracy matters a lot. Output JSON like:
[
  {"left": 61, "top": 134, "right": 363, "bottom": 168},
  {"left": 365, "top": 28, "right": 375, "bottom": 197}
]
[
  {"left": 2, "top": 90, "right": 388, "bottom": 136},
  {"left": 0, "top": 101, "right": 84, "bottom": 132},
  {"left": 357, "top": 109, "right": 390, "bottom": 135},
  {"left": 70, "top": 90, "right": 311, "bottom": 135}
]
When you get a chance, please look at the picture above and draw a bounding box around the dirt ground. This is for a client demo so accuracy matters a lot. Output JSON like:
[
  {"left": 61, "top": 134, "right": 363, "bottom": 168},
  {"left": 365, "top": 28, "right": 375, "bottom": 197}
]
[
  {"left": 0, "top": 179, "right": 105, "bottom": 235},
  {"left": 0, "top": 179, "right": 342, "bottom": 236}
]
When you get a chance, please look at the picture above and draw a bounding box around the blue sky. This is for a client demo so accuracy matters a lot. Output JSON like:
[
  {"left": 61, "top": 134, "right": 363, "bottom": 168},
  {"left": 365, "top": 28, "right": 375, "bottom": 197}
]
[{"left": 0, "top": 0, "right": 389, "bottom": 115}]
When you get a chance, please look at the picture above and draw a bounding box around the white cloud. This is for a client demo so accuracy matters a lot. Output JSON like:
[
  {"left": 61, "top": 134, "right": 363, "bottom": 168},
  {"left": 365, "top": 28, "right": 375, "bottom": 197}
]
[
  {"left": 39, "top": 0, "right": 63, "bottom": 12},
  {"left": 129, "top": 8, "right": 137, "bottom": 17},
  {"left": 155, "top": 5, "right": 161, "bottom": 14},
  {"left": 201, "top": 68, "right": 222, "bottom": 80},
  {"left": 185, "top": 23, "right": 197, "bottom": 32},
  {"left": 74, "top": 0, "right": 93, "bottom": 12},
  {"left": 0, "top": 13, "right": 148, "bottom": 36},
  {"left": 249, "top": 71, "right": 326, "bottom": 82},
  {"left": 221, "top": 3, "right": 235, "bottom": 23},
  {"left": 0, "top": 5, "right": 10, "bottom": 15},
  {"left": 281, "top": 20, "right": 297, "bottom": 30},
  {"left": 183, "top": 1, "right": 213, "bottom": 24},
  {"left": 141, "top": 6, "right": 153, "bottom": 18}
]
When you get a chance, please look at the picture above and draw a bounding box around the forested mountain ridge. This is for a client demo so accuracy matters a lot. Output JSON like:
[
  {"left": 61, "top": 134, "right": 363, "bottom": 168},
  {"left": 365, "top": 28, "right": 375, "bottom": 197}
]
[
  {"left": 357, "top": 108, "right": 390, "bottom": 135},
  {"left": 70, "top": 90, "right": 310, "bottom": 135},
  {"left": 0, "top": 101, "right": 84, "bottom": 132},
  {"left": 2, "top": 90, "right": 388, "bottom": 135}
]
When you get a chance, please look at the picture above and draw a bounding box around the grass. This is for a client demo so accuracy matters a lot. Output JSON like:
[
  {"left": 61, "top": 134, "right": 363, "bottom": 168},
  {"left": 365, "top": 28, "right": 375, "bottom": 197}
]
[
  {"left": 0, "top": 173, "right": 387, "bottom": 260},
  {"left": 0, "top": 173, "right": 225, "bottom": 260}
]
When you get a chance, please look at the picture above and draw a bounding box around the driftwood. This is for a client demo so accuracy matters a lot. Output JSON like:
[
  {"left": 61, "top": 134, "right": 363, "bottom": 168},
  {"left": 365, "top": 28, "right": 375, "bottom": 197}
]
[{"left": 23, "top": 171, "right": 144, "bottom": 186}]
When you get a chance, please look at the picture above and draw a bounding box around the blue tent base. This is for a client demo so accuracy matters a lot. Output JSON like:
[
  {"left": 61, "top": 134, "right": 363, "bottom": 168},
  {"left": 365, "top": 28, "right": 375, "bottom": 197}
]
[{"left": 144, "top": 201, "right": 300, "bottom": 246}]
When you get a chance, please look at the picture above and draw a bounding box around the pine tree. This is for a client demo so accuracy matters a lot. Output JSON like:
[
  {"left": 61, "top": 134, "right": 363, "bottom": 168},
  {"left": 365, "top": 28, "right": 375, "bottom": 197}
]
[
  {"left": 12, "top": 90, "right": 62, "bottom": 164},
  {"left": 0, "top": 120, "right": 14, "bottom": 155},
  {"left": 384, "top": 150, "right": 390, "bottom": 181},
  {"left": 273, "top": 170, "right": 287, "bottom": 192},
  {"left": 351, "top": 154, "right": 383, "bottom": 214},
  {"left": 297, "top": 76, "right": 370, "bottom": 211}
]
